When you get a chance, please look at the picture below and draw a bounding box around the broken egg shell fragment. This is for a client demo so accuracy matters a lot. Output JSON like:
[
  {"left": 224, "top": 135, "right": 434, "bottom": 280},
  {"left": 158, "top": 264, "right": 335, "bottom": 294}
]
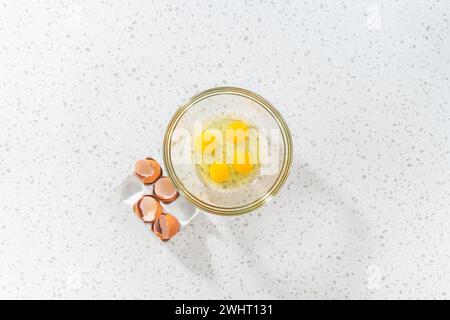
[
  {"left": 154, "top": 177, "right": 179, "bottom": 203},
  {"left": 133, "top": 195, "right": 162, "bottom": 223},
  {"left": 134, "top": 158, "right": 162, "bottom": 184},
  {"left": 152, "top": 213, "right": 180, "bottom": 241}
]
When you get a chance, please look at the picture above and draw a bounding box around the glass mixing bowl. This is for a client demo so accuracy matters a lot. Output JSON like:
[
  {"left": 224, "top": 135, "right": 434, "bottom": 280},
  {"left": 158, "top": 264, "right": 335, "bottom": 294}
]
[{"left": 163, "top": 87, "right": 292, "bottom": 215}]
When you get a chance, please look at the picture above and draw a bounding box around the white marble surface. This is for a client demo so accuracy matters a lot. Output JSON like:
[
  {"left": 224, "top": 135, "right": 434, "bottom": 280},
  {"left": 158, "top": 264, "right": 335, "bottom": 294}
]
[{"left": 0, "top": 0, "right": 449, "bottom": 299}]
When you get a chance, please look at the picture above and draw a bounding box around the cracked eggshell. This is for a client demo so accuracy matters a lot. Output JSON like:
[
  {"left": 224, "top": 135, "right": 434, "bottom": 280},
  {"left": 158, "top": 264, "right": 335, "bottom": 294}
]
[
  {"left": 154, "top": 177, "right": 179, "bottom": 203},
  {"left": 134, "top": 158, "right": 162, "bottom": 184},
  {"left": 133, "top": 195, "right": 162, "bottom": 223},
  {"left": 152, "top": 213, "right": 180, "bottom": 241}
]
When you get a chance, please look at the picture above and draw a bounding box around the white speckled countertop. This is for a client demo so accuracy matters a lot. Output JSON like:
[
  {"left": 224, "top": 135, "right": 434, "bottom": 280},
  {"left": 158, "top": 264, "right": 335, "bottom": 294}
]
[{"left": 1, "top": 1, "right": 449, "bottom": 299}]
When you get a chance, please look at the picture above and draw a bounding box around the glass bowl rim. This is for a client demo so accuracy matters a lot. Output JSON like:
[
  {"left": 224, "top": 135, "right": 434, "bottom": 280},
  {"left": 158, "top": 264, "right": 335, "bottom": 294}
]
[{"left": 163, "top": 86, "right": 293, "bottom": 216}]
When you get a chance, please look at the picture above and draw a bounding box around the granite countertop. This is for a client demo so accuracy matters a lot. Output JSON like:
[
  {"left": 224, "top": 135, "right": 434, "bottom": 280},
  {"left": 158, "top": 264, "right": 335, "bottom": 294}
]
[{"left": 0, "top": 1, "right": 449, "bottom": 299}]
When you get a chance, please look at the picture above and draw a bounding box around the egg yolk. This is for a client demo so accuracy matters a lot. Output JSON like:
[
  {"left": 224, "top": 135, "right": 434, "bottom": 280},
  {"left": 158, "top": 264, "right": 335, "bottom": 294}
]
[
  {"left": 233, "top": 151, "right": 254, "bottom": 175},
  {"left": 227, "top": 120, "right": 249, "bottom": 144},
  {"left": 209, "top": 163, "right": 230, "bottom": 183},
  {"left": 228, "top": 120, "right": 249, "bottom": 132},
  {"left": 195, "top": 131, "right": 215, "bottom": 155}
]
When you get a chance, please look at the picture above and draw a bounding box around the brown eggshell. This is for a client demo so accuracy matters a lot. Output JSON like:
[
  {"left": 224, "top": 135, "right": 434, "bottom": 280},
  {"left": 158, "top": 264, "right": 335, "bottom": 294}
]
[
  {"left": 154, "top": 177, "right": 178, "bottom": 203},
  {"left": 152, "top": 213, "right": 180, "bottom": 241},
  {"left": 133, "top": 195, "right": 162, "bottom": 223},
  {"left": 152, "top": 216, "right": 162, "bottom": 235},
  {"left": 134, "top": 158, "right": 162, "bottom": 184}
]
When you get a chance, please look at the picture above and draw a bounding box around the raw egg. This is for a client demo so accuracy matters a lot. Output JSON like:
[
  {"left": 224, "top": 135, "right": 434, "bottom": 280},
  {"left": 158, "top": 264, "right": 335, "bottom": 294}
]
[
  {"left": 209, "top": 163, "right": 230, "bottom": 183},
  {"left": 195, "top": 118, "right": 259, "bottom": 188},
  {"left": 233, "top": 151, "right": 254, "bottom": 175},
  {"left": 195, "top": 130, "right": 216, "bottom": 153},
  {"left": 227, "top": 120, "right": 249, "bottom": 144}
]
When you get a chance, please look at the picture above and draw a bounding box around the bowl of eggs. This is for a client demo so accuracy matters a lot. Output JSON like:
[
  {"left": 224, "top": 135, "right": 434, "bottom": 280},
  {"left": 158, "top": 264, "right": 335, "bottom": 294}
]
[{"left": 163, "top": 87, "right": 293, "bottom": 215}]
